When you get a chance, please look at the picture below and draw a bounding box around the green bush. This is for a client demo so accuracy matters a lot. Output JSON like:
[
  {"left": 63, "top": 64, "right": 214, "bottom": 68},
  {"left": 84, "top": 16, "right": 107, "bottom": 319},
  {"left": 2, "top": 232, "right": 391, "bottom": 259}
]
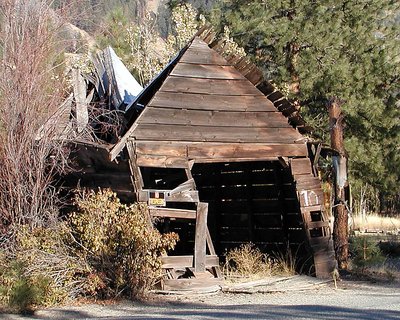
[
  {"left": 0, "top": 259, "right": 49, "bottom": 314},
  {"left": 0, "top": 224, "right": 90, "bottom": 313},
  {"left": 70, "top": 189, "right": 179, "bottom": 298},
  {"left": 349, "top": 237, "right": 385, "bottom": 271}
]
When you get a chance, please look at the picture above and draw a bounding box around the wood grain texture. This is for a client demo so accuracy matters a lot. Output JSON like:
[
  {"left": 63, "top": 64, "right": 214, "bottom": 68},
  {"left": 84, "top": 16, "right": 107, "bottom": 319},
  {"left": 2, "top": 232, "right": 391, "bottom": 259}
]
[
  {"left": 195, "top": 202, "right": 208, "bottom": 272},
  {"left": 140, "top": 107, "right": 291, "bottom": 128},
  {"left": 171, "top": 63, "right": 245, "bottom": 80},
  {"left": 160, "top": 76, "right": 263, "bottom": 96},
  {"left": 149, "top": 91, "right": 276, "bottom": 111},
  {"left": 161, "top": 255, "right": 219, "bottom": 269},
  {"left": 133, "top": 124, "right": 303, "bottom": 144},
  {"left": 135, "top": 141, "right": 308, "bottom": 160},
  {"left": 180, "top": 46, "right": 229, "bottom": 65}
]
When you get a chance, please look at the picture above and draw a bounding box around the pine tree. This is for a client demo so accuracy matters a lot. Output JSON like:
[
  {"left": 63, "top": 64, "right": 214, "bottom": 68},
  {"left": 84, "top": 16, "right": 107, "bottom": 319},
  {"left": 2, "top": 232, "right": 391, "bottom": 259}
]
[
  {"left": 212, "top": 0, "right": 399, "bottom": 268},
  {"left": 212, "top": 0, "right": 400, "bottom": 212}
]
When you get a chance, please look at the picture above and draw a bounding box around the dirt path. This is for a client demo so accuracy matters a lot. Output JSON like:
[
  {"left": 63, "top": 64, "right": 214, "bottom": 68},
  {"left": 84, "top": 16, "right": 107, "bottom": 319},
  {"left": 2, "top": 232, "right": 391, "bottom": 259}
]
[{"left": 2, "top": 277, "right": 400, "bottom": 320}]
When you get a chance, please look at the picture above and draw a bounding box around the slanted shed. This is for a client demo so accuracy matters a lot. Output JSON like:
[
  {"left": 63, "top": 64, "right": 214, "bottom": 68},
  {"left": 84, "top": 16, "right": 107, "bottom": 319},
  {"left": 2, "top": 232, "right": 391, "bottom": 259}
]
[
  {"left": 109, "top": 34, "right": 336, "bottom": 290},
  {"left": 113, "top": 38, "right": 307, "bottom": 166}
]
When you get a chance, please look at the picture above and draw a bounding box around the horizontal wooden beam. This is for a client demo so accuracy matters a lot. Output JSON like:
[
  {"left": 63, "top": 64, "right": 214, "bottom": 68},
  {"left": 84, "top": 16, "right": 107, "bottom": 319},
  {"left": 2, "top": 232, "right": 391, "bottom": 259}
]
[
  {"left": 161, "top": 255, "right": 219, "bottom": 269},
  {"left": 134, "top": 124, "right": 303, "bottom": 144},
  {"left": 135, "top": 142, "right": 308, "bottom": 161},
  {"left": 160, "top": 76, "right": 262, "bottom": 96},
  {"left": 149, "top": 91, "right": 276, "bottom": 112},
  {"left": 307, "top": 221, "right": 330, "bottom": 229},
  {"left": 187, "top": 143, "right": 307, "bottom": 159},
  {"left": 171, "top": 62, "right": 245, "bottom": 80},
  {"left": 139, "top": 189, "right": 199, "bottom": 203},
  {"left": 140, "top": 107, "right": 291, "bottom": 128},
  {"left": 136, "top": 154, "right": 188, "bottom": 168}
]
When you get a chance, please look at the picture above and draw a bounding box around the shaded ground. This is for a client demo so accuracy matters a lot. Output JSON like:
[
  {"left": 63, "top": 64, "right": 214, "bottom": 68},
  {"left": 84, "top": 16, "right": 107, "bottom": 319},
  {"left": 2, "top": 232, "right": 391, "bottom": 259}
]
[{"left": 2, "top": 277, "right": 399, "bottom": 320}]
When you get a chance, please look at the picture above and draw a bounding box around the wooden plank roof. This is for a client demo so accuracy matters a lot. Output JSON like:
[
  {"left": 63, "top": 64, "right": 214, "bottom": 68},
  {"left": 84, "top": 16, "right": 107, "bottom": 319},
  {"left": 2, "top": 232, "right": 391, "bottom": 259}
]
[{"left": 110, "top": 37, "right": 308, "bottom": 162}]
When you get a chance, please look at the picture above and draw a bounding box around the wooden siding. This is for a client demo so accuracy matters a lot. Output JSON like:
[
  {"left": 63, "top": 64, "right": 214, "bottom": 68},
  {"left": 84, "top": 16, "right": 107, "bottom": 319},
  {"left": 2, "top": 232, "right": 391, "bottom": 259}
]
[{"left": 122, "top": 37, "right": 306, "bottom": 162}]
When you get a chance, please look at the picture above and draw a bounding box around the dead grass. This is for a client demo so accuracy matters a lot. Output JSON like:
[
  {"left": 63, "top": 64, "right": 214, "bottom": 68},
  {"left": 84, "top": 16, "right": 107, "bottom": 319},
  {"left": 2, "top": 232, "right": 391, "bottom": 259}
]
[
  {"left": 352, "top": 214, "right": 400, "bottom": 233},
  {"left": 223, "top": 243, "right": 297, "bottom": 283}
]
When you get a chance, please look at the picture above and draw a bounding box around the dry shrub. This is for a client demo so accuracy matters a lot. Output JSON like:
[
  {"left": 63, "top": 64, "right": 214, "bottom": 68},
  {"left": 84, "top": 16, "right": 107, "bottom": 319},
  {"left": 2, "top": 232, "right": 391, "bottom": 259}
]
[
  {"left": 70, "top": 189, "right": 179, "bottom": 298},
  {"left": 224, "top": 243, "right": 273, "bottom": 281},
  {"left": 224, "top": 243, "right": 298, "bottom": 282},
  {"left": 0, "top": 223, "right": 90, "bottom": 312},
  {"left": 0, "top": 0, "right": 71, "bottom": 238},
  {"left": 272, "top": 247, "right": 298, "bottom": 276}
]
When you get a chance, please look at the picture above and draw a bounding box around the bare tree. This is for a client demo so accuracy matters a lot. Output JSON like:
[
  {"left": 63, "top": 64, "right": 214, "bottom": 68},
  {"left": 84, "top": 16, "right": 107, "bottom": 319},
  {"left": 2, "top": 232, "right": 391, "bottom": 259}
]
[{"left": 0, "top": 0, "right": 72, "bottom": 238}]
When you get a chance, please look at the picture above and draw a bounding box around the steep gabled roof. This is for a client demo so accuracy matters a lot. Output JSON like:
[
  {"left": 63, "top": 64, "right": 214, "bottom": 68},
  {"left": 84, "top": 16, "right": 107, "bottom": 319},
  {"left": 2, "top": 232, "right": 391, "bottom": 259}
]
[{"left": 110, "top": 37, "right": 308, "bottom": 162}]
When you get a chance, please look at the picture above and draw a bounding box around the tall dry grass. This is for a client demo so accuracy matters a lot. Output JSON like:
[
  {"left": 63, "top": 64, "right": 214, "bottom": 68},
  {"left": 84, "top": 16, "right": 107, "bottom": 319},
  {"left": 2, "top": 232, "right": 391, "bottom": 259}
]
[
  {"left": 352, "top": 214, "right": 400, "bottom": 233},
  {"left": 0, "top": 0, "right": 72, "bottom": 240}
]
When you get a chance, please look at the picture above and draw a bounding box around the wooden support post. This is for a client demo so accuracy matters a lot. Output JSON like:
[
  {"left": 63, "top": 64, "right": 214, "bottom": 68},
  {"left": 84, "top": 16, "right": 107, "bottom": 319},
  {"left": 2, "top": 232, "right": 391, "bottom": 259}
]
[{"left": 194, "top": 202, "right": 208, "bottom": 272}]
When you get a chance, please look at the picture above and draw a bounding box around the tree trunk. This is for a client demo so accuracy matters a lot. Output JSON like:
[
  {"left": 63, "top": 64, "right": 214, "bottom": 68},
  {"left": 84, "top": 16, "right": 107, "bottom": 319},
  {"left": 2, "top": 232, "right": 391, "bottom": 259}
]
[{"left": 328, "top": 97, "right": 349, "bottom": 270}]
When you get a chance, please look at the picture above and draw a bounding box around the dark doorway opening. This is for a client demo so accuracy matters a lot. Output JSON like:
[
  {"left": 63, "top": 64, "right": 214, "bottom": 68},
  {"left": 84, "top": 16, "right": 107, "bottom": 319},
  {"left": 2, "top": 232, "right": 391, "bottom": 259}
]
[{"left": 191, "top": 161, "right": 312, "bottom": 270}]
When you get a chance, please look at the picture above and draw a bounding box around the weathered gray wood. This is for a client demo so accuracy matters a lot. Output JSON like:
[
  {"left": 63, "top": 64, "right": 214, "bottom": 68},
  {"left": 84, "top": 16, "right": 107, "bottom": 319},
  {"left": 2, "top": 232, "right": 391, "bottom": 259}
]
[
  {"left": 149, "top": 91, "right": 276, "bottom": 112},
  {"left": 149, "top": 208, "right": 196, "bottom": 219},
  {"left": 160, "top": 76, "right": 263, "bottom": 96},
  {"left": 169, "top": 179, "right": 196, "bottom": 195},
  {"left": 162, "top": 278, "right": 223, "bottom": 291},
  {"left": 140, "top": 107, "right": 292, "bottom": 128},
  {"left": 195, "top": 202, "right": 208, "bottom": 272},
  {"left": 126, "top": 141, "right": 144, "bottom": 193},
  {"left": 72, "top": 68, "right": 89, "bottom": 133},
  {"left": 172, "top": 63, "right": 245, "bottom": 80},
  {"left": 136, "top": 154, "right": 188, "bottom": 168},
  {"left": 139, "top": 189, "right": 199, "bottom": 203},
  {"left": 134, "top": 124, "right": 303, "bottom": 144},
  {"left": 161, "top": 255, "right": 219, "bottom": 269},
  {"left": 167, "top": 190, "right": 199, "bottom": 203}
]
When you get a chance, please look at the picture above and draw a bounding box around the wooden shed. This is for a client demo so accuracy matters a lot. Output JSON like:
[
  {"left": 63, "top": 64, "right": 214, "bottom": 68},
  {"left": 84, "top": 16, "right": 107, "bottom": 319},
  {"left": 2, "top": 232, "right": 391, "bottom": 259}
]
[{"left": 103, "top": 30, "right": 336, "bottom": 290}]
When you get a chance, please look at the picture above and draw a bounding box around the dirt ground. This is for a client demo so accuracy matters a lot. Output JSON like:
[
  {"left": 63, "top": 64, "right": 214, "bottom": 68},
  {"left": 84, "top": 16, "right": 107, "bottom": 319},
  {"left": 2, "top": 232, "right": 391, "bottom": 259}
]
[{"left": 2, "top": 275, "right": 399, "bottom": 320}]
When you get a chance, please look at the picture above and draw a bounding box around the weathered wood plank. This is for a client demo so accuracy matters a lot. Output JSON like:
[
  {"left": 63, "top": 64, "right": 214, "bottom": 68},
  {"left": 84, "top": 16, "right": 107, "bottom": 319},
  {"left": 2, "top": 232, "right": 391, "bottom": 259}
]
[
  {"left": 126, "top": 140, "right": 144, "bottom": 193},
  {"left": 298, "top": 189, "right": 323, "bottom": 207},
  {"left": 140, "top": 107, "right": 291, "bottom": 128},
  {"left": 134, "top": 124, "right": 303, "bottom": 144},
  {"left": 161, "top": 255, "right": 219, "bottom": 269},
  {"left": 136, "top": 154, "right": 188, "bottom": 168},
  {"left": 149, "top": 92, "right": 276, "bottom": 112},
  {"left": 171, "top": 63, "right": 245, "bottom": 80},
  {"left": 170, "top": 179, "right": 196, "bottom": 195},
  {"left": 195, "top": 202, "right": 208, "bottom": 272},
  {"left": 136, "top": 141, "right": 187, "bottom": 157},
  {"left": 149, "top": 208, "right": 196, "bottom": 219},
  {"left": 180, "top": 47, "right": 230, "bottom": 65},
  {"left": 72, "top": 69, "right": 88, "bottom": 133},
  {"left": 160, "top": 76, "right": 263, "bottom": 96},
  {"left": 187, "top": 143, "right": 307, "bottom": 158},
  {"left": 307, "top": 221, "right": 330, "bottom": 229},
  {"left": 162, "top": 278, "right": 222, "bottom": 291},
  {"left": 135, "top": 141, "right": 307, "bottom": 159},
  {"left": 291, "top": 158, "right": 313, "bottom": 175},
  {"left": 139, "top": 189, "right": 199, "bottom": 203},
  {"left": 166, "top": 190, "right": 199, "bottom": 203}
]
